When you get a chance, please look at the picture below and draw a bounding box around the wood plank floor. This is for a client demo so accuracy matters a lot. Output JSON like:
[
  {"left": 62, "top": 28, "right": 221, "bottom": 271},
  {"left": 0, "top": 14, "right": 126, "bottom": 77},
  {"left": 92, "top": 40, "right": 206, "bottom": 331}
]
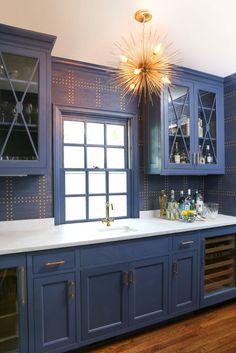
[{"left": 83, "top": 300, "right": 236, "bottom": 353}]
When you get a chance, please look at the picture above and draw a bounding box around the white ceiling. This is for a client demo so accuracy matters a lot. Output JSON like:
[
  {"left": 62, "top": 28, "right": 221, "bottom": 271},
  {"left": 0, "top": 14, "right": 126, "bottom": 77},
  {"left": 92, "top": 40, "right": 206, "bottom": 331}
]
[{"left": 1, "top": 0, "right": 236, "bottom": 77}]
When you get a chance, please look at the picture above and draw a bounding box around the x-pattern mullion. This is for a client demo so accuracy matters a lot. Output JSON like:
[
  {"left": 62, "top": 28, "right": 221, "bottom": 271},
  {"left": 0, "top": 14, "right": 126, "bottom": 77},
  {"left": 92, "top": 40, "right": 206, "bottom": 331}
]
[
  {"left": 0, "top": 53, "right": 39, "bottom": 158},
  {"left": 168, "top": 87, "right": 190, "bottom": 162},
  {"left": 198, "top": 92, "right": 217, "bottom": 162}
]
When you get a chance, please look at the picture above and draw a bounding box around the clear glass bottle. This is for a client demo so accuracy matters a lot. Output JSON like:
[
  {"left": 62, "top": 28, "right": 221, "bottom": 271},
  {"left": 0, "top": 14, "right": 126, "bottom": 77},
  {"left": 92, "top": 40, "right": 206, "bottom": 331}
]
[
  {"left": 194, "top": 189, "right": 204, "bottom": 214},
  {"left": 205, "top": 145, "right": 213, "bottom": 164},
  {"left": 167, "top": 190, "right": 179, "bottom": 220},
  {"left": 198, "top": 114, "right": 203, "bottom": 138},
  {"left": 198, "top": 145, "right": 205, "bottom": 164},
  {"left": 178, "top": 190, "right": 185, "bottom": 213},
  {"left": 185, "top": 189, "right": 193, "bottom": 210},
  {"left": 173, "top": 142, "right": 180, "bottom": 163},
  {"left": 180, "top": 150, "right": 187, "bottom": 164},
  {"left": 159, "top": 190, "right": 167, "bottom": 218}
]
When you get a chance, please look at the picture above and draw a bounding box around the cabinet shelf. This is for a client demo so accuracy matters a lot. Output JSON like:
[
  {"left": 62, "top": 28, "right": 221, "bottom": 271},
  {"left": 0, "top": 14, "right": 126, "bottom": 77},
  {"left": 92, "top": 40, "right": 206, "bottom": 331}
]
[
  {"left": 0, "top": 122, "right": 37, "bottom": 129},
  {"left": 169, "top": 134, "right": 190, "bottom": 139},
  {"left": 0, "top": 312, "right": 18, "bottom": 320},
  {"left": 0, "top": 76, "right": 38, "bottom": 93},
  {"left": 198, "top": 106, "right": 216, "bottom": 112}
]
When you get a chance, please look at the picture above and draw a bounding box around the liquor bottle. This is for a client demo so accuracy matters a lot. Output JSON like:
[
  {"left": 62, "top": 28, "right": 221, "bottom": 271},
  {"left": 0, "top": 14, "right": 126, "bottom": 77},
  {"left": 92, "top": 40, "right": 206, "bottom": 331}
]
[
  {"left": 178, "top": 190, "right": 185, "bottom": 213},
  {"left": 159, "top": 190, "right": 167, "bottom": 218},
  {"left": 194, "top": 189, "right": 204, "bottom": 214},
  {"left": 198, "top": 145, "right": 205, "bottom": 164},
  {"left": 167, "top": 190, "right": 179, "bottom": 220},
  {"left": 180, "top": 150, "right": 187, "bottom": 164},
  {"left": 205, "top": 145, "right": 213, "bottom": 164},
  {"left": 185, "top": 189, "right": 195, "bottom": 210},
  {"left": 198, "top": 114, "right": 203, "bottom": 138},
  {"left": 173, "top": 142, "right": 180, "bottom": 163}
]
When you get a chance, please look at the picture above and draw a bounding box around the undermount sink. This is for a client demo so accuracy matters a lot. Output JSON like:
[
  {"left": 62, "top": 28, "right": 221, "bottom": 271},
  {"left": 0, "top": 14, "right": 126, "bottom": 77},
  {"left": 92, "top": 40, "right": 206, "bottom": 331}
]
[{"left": 97, "top": 225, "right": 137, "bottom": 234}]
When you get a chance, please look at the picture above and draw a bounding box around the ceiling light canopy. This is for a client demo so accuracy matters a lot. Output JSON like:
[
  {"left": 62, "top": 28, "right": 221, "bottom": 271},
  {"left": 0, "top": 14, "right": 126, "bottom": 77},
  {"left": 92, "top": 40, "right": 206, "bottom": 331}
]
[{"left": 114, "top": 9, "right": 178, "bottom": 104}]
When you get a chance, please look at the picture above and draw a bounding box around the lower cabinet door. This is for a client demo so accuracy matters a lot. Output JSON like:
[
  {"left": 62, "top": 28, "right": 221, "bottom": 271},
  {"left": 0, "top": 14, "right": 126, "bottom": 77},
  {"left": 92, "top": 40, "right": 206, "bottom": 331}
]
[
  {"left": 33, "top": 273, "right": 76, "bottom": 353},
  {"left": 129, "top": 256, "right": 169, "bottom": 326},
  {"left": 171, "top": 250, "right": 198, "bottom": 314},
  {"left": 81, "top": 263, "right": 129, "bottom": 340}
]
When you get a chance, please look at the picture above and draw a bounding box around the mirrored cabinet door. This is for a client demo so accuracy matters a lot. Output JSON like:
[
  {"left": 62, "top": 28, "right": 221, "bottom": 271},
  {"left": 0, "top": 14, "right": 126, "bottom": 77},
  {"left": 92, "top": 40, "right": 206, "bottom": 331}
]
[
  {"left": 166, "top": 82, "right": 193, "bottom": 167},
  {"left": 0, "top": 52, "right": 39, "bottom": 161}
]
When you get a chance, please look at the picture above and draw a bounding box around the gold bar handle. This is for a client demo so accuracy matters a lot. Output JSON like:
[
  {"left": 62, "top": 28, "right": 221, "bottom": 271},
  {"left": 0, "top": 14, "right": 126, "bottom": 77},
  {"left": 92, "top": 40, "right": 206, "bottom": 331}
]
[
  {"left": 45, "top": 260, "right": 65, "bottom": 267},
  {"left": 130, "top": 270, "right": 135, "bottom": 287},
  {"left": 173, "top": 262, "right": 179, "bottom": 274},
  {"left": 68, "top": 281, "right": 75, "bottom": 300},
  {"left": 123, "top": 271, "right": 129, "bottom": 288},
  {"left": 21, "top": 267, "right": 25, "bottom": 305}
]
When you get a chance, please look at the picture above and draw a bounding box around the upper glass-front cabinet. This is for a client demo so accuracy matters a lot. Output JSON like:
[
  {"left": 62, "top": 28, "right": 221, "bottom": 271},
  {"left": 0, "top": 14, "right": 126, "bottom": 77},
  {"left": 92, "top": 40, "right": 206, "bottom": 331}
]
[
  {"left": 145, "top": 73, "right": 224, "bottom": 175},
  {"left": 167, "top": 82, "right": 194, "bottom": 167},
  {"left": 0, "top": 24, "right": 56, "bottom": 175}
]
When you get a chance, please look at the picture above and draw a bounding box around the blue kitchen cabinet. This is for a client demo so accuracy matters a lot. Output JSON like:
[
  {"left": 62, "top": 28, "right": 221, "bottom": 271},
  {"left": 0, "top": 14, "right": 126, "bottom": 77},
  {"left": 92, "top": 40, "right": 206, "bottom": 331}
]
[
  {"left": 0, "top": 24, "right": 56, "bottom": 175},
  {"left": 81, "top": 263, "right": 129, "bottom": 340},
  {"left": 129, "top": 256, "right": 169, "bottom": 326},
  {"left": 171, "top": 250, "right": 199, "bottom": 314},
  {"left": 145, "top": 69, "right": 224, "bottom": 175},
  {"left": 33, "top": 273, "right": 76, "bottom": 353},
  {"left": 0, "top": 254, "right": 28, "bottom": 353}
]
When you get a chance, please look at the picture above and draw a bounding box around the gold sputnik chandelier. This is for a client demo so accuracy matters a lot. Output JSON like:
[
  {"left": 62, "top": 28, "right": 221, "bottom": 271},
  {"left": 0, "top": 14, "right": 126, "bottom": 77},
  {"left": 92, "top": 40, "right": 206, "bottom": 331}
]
[{"left": 114, "top": 9, "right": 178, "bottom": 103}]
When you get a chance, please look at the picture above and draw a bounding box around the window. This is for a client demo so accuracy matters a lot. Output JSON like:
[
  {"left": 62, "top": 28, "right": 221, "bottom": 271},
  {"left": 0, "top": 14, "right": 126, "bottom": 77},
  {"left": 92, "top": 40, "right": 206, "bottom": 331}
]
[{"left": 53, "top": 106, "right": 139, "bottom": 224}]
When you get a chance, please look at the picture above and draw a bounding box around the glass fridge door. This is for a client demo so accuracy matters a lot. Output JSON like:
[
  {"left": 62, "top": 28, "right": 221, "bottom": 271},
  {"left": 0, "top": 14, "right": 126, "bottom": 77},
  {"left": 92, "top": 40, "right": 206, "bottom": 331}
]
[{"left": 0, "top": 267, "right": 19, "bottom": 353}]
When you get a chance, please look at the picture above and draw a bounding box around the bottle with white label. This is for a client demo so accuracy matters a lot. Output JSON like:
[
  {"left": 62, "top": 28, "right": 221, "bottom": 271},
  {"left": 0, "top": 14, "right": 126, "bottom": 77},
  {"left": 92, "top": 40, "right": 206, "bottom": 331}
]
[
  {"left": 205, "top": 145, "right": 213, "bottom": 164},
  {"left": 173, "top": 142, "right": 180, "bottom": 163}
]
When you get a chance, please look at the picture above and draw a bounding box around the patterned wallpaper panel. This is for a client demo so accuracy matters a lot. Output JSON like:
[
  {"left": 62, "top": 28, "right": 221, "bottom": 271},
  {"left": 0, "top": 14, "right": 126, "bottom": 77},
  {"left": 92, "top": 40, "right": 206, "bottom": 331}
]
[
  {"left": 204, "top": 81, "right": 236, "bottom": 216},
  {"left": 0, "top": 176, "right": 52, "bottom": 221},
  {"left": 0, "top": 58, "right": 233, "bottom": 221}
]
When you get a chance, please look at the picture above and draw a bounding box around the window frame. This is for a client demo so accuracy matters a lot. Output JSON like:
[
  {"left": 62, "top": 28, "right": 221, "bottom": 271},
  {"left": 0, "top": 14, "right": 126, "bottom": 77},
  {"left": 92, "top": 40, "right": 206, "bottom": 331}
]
[{"left": 53, "top": 105, "right": 139, "bottom": 224}]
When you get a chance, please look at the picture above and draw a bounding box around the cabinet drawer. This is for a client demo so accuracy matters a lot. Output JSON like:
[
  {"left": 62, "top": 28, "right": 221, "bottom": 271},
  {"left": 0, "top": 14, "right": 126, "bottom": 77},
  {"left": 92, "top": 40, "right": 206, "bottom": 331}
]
[
  {"left": 80, "top": 237, "right": 170, "bottom": 267},
  {"left": 32, "top": 249, "right": 75, "bottom": 274},
  {"left": 172, "top": 233, "right": 199, "bottom": 251}
]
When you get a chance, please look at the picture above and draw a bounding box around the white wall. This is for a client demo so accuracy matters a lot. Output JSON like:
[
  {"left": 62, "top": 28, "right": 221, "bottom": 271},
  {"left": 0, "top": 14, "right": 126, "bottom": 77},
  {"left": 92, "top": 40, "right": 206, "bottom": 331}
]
[{"left": 1, "top": 0, "right": 236, "bottom": 76}]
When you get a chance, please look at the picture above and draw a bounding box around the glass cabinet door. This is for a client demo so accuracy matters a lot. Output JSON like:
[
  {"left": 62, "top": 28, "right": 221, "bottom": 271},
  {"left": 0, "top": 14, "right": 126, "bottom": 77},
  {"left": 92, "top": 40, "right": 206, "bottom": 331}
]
[
  {"left": 204, "top": 235, "right": 236, "bottom": 296},
  {"left": 0, "top": 52, "right": 39, "bottom": 161},
  {"left": 197, "top": 89, "right": 217, "bottom": 165},
  {"left": 0, "top": 267, "right": 19, "bottom": 353},
  {"left": 166, "top": 83, "right": 193, "bottom": 166}
]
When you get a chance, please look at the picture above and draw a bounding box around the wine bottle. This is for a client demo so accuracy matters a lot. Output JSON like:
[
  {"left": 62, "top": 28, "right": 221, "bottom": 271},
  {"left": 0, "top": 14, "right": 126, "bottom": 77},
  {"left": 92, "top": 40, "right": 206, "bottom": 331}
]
[{"left": 173, "top": 142, "right": 180, "bottom": 163}]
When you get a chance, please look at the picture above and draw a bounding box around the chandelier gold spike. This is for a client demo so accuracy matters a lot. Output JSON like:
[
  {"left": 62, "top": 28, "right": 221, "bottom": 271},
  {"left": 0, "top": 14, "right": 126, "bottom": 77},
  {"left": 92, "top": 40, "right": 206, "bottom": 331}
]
[{"left": 113, "top": 9, "right": 178, "bottom": 104}]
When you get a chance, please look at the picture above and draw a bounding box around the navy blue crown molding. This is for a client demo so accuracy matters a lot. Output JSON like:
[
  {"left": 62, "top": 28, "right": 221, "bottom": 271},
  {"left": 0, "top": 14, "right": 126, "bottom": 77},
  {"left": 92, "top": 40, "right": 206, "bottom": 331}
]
[
  {"left": 224, "top": 72, "right": 236, "bottom": 86},
  {"left": 52, "top": 56, "right": 224, "bottom": 84},
  {"left": 0, "top": 23, "right": 56, "bottom": 49}
]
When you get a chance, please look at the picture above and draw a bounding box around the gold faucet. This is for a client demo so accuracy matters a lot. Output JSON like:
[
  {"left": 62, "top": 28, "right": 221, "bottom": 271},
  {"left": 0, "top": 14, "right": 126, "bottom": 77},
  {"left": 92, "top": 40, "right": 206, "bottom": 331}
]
[{"left": 102, "top": 202, "right": 114, "bottom": 226}]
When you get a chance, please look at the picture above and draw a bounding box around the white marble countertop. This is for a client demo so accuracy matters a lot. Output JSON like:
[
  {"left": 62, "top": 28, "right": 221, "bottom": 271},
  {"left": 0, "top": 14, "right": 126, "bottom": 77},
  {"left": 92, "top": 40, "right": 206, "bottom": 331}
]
[{"left": 0, "top": 212, "right": 236, "bottom": 255}]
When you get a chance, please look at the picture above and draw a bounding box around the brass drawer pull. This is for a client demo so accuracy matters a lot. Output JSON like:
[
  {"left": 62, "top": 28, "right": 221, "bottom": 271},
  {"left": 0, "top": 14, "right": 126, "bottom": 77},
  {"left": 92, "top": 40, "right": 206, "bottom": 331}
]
[
  {"left": 181, "top": 240, "right": 194, "bottom": 246},
  {"left": 45, "top": 260, "right": 65, "bottom": 267},
  {"left": 130, "top": 270, "right": 135, "bottom": 287},
  {"left": 123, "top": 271, "right": 129, "bottom": 288},
  {"left": 21, "top": 267, "right": 25, "bottom": 305},
  {"left": 173, "top": 262, "right": 179, "bottom": 274},
  {"left": 68, "top": 280, "right": 75, "bottom": 300}
]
